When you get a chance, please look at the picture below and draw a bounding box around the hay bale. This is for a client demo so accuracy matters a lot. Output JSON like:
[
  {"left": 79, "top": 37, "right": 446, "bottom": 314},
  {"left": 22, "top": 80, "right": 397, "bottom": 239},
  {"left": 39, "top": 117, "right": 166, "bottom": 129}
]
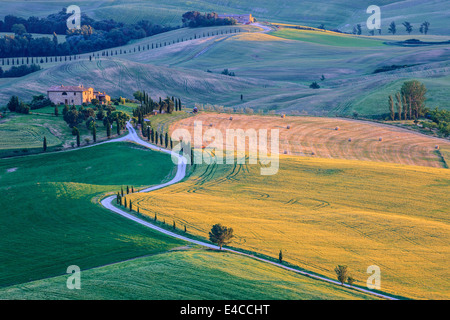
[
  {"left": 287, "top": 125, "right": 291, "bottom": 130},
  {"left": 209, "top": 123, "right": 213, "bottom": 127},
  {"left": 281, "top": 114, "right": 286, "bottom": 119},
  {"left": 348, "top": 138, "right": 352, "bottom": 142},
  {"left": 311, "top": 152, "right": 316, "bottom": 156},
  {"left": 379, "top": 137, "right": 383, "bottom": 142},
  {"left": 335, "top": 126, "right": 340, "bottom": 131},
  {"left": 435, "top": 145, "right": 440, "bottom": 150},
  {"left": 284, "top": 150, "right": 288, "bottom": 155},
  {"left": 229, "top": 117, "right": 233, "bottom": 121}
]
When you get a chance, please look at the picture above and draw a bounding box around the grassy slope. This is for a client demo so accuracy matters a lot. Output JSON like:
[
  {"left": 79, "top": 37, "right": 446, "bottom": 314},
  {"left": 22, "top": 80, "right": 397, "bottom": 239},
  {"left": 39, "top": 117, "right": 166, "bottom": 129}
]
[
  {"left": 0, "top": 142, "right": 183, "bottom": 287},
  {"left": 2, "top": 27, "right": 448, "bottom": 116},
  {"left": 128, "top": 155, "right": 450, "bottom": 299},
  {"left": 0, "top": 57, "right": 285, "bottom": 110},
  {"left": 2, "top": 1, "right": 447, "bottom": 35},
  {"left": 0, "top": 109, "right": 130, "bottom": 156},
  {"left": 0, "top": 249, "right": 380, "bottom": 300}
]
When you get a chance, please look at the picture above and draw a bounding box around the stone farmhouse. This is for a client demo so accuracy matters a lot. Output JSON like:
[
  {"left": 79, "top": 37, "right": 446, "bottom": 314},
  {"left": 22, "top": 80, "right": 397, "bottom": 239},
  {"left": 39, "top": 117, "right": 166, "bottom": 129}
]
[
  {"left": 47, "top": 85, "right": 111, "bottom": 105},
  {"left": 218, "top": 14, "right": 255, "bottom": 24}
]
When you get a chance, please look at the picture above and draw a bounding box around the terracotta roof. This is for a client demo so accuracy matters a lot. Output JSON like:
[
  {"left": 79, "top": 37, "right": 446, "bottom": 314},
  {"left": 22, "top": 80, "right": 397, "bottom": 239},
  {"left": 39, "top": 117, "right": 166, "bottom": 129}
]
[{"left": 47, "top": 85, "right": 88, "bottom": 92}]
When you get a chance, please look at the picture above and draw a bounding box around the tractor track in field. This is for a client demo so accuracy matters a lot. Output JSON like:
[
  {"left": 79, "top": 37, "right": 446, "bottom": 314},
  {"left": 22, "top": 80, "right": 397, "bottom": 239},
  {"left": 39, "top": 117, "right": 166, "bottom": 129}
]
[{"left": 98, "top": 122, "right": 399, "bottom": 300}]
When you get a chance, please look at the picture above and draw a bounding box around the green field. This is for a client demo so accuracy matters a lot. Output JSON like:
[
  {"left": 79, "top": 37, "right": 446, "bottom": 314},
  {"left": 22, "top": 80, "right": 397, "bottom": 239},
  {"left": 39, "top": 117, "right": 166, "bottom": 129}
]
[
  {"left": 0, "top": 141, "right": 380, "bottom": 300},
  {"left": 0, "top": 111, "right": 129, "bottom": 157},
  {"left": 271, "top": 28, "right": 384, "bottom": 47},
  {"left": 0, "top": 142, "right": 182, "bottom": 287},
  {"left": 0, "top": 249, "right": 380, "bottom": 300}
]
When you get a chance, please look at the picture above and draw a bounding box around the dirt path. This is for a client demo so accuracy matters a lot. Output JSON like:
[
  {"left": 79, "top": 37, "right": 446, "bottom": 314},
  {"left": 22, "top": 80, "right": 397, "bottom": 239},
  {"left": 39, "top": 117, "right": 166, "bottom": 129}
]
[{"left": 99, "top": 122, "right": 398, "bottom": 300}]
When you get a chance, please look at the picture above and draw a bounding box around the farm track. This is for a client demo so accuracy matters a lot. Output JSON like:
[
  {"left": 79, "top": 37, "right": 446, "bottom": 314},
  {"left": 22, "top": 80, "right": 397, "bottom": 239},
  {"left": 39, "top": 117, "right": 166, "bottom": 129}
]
[{"left": 99, "top": 123, "right": 397, "bottom": 300}]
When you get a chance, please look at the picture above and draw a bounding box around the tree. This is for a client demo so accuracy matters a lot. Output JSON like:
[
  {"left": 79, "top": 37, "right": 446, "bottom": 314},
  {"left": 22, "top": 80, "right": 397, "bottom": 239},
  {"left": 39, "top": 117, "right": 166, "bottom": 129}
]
[
  {"left": 43, "top": 136, "right": 47, "bottom": 152},
  {"left": 92, "top": 123, "right": 97, "bottom": 142},
  {"left": 402, "top": 21, "right": 413, "bottom": 35},
  {"left": 7, "top": 96, "right": 19, "bottom": 112},
  {"left": 279, "top": 250, "right": 283, "bottom": 263},
  {"left": 11, "top": 23, "right": 27, "bottom": 35},
  {"left": 74, "top": 127, "right": 80, "bottom": 147},
  {"left": 400, "top": 80, "right": 427, "bottom": 119},
  {"left": 209, "top": 224, "right": 234, "bottom": 250},
  {"left": 356, "top": 24, "right": 362, "bottom": 35},
  {"left": 347, "top": 276, "right": 356, "bottom": 286},
  {"left": 309, "top": 82, "right": 320, "bottom": 89},
  {"left": 54, "top": 105, "right": 59, "bottom": 117},
  {"left": 389, "top": 95, "right": 395, "bottom": 121},
  {"left": 388, "top": 21, "right": 396, "bottom": 35},
  {"left": 62, "top": 104, "right": 69, "bottom": 116},
  {"left": 420, "top": 21, "right": 430, "bottom": 35},
  {"left": 334, "top": 265, "right": 349, "bottom": 285},
  {"left": 395, "top": 92, "right": 403, "bottom": 120},
  {"left": 106, "top": 119, "right": 111, "bottom": 138}
]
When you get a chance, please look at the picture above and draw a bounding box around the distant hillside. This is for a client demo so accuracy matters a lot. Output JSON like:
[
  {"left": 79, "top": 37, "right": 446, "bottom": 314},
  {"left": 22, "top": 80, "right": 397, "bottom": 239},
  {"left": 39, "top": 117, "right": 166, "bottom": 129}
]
[{"left": 0, "top": 0, "right": 448, "bottom": 35}]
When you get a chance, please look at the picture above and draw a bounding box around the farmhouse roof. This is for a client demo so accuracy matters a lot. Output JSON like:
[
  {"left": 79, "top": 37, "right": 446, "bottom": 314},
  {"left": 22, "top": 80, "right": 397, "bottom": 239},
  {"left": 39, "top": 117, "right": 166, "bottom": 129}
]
[{"left": 47, "top": 85, "right": 87, "bottom": 92}]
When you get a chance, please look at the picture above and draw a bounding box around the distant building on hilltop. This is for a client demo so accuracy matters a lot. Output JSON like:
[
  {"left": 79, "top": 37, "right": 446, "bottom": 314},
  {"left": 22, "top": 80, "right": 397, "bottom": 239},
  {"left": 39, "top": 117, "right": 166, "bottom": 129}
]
[
  {"left": 218, "top": 14, "right": 254, "bottom": 24},
  {"left": 47, "top": 85, "right": 110, "bottom": 105}
]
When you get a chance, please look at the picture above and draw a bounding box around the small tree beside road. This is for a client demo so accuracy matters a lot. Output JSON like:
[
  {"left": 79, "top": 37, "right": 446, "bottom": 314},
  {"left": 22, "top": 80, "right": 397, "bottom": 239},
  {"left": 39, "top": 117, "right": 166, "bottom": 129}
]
[{"left": 209, "top": 224, "right": 234, "bottom": 250}]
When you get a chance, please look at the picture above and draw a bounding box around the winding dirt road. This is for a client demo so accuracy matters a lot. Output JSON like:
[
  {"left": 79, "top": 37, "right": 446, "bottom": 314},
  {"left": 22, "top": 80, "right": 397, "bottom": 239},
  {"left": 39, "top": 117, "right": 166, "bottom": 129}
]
[{"left": 98, "top": 122, "right": 398, "bottom": 300}]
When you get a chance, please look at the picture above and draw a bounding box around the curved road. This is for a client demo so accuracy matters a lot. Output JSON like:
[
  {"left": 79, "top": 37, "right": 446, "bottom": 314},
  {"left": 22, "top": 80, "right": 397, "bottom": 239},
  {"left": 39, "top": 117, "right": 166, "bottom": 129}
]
[{"left": 100, "top": 122, "right": 398, "bottom": 300}]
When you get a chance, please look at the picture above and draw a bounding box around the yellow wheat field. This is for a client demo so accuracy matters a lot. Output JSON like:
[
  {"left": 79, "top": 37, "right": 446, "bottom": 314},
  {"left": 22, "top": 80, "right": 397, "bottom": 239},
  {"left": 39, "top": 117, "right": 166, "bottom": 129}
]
[
  {"left": 171, "top": 113, "right": 450, "bottom": 168},
  {"left": 128, "top": 155, "right": 450, "bottom": 300}
]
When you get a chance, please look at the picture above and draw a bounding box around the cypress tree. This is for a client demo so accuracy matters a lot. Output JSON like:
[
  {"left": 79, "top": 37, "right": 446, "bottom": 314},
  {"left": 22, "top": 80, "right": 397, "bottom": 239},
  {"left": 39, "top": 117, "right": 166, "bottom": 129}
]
[
  {"left": 389, "top": 95, "right": 395, "bottom": 121},
  {"left": 147, "top": 127, "right": 151, "bottom": 142},
  {"left": 154, "top": 213, "right": 157, "bottom": 221},
  {"left": 165, "top": 132, "right": 169, "bottom": 148},
  {"left": 54, "top": 105, "right": 59, "bottom": 117},
  {"left": 76, "top": 128, "right": 80, "bottom": 147},
  {"left": 92, "top": 123, "right": 97, "bottom": 142},
  {"left": 124, "top": 197, "right": 127, "bottom": 208},
  {"left": 160, "top": 133, "right": 163, "bottom": 146},
  {"left": 184, "top": 225, "right": 187, "bottom": 232},
  {"left": 127, "top": 186, "right": 129, "bottom": 194},
  {"left": 129, "top": 200, "right": 132, "bottom": 212},
  {"left": 395, "top": 92, "right": 403, "bottom": 121},
  {"left": 132, "top": 186, "right": 134, "bottom": 193},
  {"left": 279, "top": 250, "right": 283, "bottom": 263},
  {"left": 106, "top": 119, "right": 111, "bottom": 138},
  {"left": 121, "top": 187, "right": 124, "bottom": 197},
  {"left": 116, "top": 119, "right": 120, "bottom": 135},
  {"left": 173, "top": 221, "right": 176, "bottom": 230},
  {"left": 43, "top": 136, "right": 47, "bottom": 152}
]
